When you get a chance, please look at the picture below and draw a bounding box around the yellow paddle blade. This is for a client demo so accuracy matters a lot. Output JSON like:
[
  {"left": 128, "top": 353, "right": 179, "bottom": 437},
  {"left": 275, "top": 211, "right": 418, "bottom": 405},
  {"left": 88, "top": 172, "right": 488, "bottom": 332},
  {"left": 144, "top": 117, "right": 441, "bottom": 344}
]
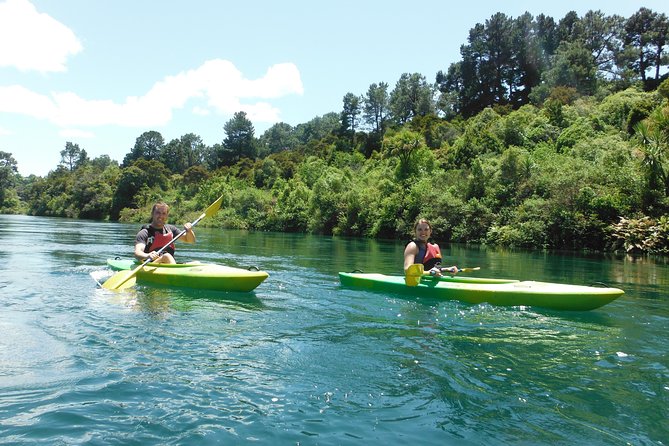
[
  {"left": 204, "top": 195, "right": 224, "bottom": 218},
  {"left": 458, "top": 267, "right": 480, "bottom": 273},
  {"left": 102, "top": 270, "right": 138, "bottom": 290},
  {"left": 405, "top": 264, "right": 424, "bottom": 286}
]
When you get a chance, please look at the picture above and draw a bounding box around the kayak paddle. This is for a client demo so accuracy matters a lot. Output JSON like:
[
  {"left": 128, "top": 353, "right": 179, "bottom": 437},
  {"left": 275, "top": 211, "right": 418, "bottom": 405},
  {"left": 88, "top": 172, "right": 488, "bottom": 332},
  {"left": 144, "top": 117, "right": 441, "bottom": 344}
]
[
  {"left": 440, "top": 266, "right": 481, "bottom": 274},
  {"left": 102, "top": 195, "right": 224, "bottom": 291},
  {"left": 405, "top": 264, "right": 481, "bottom": 286}
]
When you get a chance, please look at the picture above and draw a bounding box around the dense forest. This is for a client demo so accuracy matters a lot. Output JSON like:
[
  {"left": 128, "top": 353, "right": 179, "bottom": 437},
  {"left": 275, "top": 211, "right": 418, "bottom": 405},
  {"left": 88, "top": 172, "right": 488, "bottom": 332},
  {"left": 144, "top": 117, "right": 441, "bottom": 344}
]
[{"left": 2, "top": 8, "right": 669, "bottom": 254}]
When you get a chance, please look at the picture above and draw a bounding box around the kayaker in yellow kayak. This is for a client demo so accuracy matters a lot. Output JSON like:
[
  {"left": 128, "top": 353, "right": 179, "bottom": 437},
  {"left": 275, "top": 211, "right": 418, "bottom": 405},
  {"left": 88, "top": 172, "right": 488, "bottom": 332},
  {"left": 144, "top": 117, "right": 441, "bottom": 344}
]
[
  {"left": 403, "top": 218, "right": 458, "bottom": 277},
  {"left": 134, "top": 202, "right": 195, "bottom": 264}
]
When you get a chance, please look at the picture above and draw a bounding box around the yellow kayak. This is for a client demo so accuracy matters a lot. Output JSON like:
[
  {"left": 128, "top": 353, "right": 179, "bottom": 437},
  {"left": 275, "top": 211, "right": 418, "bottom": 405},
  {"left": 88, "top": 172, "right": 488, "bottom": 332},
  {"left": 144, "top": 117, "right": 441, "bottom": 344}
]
[{"left": 107, "top": 259, "right": 268, "bottom": 292}]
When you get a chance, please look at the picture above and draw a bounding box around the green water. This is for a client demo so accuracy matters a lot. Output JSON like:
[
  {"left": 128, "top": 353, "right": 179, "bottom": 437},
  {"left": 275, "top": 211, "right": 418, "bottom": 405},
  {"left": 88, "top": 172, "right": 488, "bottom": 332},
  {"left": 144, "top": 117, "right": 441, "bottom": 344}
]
[{"left": 0, "top": 214, "right": 667, "bottom": 445}]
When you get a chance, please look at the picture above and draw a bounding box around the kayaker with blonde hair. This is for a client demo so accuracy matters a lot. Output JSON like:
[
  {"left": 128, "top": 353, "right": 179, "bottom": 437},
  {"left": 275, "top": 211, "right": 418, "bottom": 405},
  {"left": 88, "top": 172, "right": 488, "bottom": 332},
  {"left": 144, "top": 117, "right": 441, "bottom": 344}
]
[
  {"left": 134, "top": 202, "right": 195, "bottom": 264},
  {"left": 403, "top": 218, "right": 458, "bottom": 277}
]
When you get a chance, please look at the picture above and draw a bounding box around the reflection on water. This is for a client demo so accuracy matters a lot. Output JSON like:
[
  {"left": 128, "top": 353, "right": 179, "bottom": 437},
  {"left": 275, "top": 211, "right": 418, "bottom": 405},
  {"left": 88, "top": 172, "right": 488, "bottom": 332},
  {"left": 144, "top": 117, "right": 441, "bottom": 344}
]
[
  {"left": 0, "top": 214, "right": 667, "bottom": 445},
  {"left": 90, "top": 280, "right": 266, "bottom": 318}
]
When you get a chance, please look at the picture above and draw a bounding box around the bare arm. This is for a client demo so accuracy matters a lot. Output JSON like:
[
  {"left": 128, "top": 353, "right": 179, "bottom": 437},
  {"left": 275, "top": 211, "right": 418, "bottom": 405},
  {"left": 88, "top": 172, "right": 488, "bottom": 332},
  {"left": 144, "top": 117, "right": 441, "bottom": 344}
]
[
  {"left": 403, "top": 242, "right": 418, "bottom": 272},
  {"left": 134, "top": 242, "right": 149, "bottom": 261}
]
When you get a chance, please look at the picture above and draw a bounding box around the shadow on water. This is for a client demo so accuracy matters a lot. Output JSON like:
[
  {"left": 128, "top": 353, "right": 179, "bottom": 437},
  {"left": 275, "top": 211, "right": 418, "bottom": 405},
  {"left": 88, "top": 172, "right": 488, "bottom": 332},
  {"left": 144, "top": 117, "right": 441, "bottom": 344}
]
[
  {"left": 97, "top": 281, "right": 265, "bottom": 317},
  {"left": 148, "top": 285, "right": 264, "bottom": 308},
  {"left": 342, "top": 281, "right": 619, "bottom": 328}
]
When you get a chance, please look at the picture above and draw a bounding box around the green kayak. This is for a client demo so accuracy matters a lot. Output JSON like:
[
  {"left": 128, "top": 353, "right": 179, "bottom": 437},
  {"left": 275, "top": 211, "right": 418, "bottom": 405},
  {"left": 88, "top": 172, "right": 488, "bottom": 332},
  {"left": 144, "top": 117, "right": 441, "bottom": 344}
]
[
  {"left": 107, "top": 259, "right": 268, "bottom": 292},
  {"left": 338, "top": 272, "right": 624, "bottom": 311}
]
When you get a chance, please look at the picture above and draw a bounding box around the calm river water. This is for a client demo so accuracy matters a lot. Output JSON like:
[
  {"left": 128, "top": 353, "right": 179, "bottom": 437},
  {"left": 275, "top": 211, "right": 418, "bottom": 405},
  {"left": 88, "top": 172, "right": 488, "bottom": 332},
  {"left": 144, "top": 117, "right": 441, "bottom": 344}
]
[{"left": 0, "top": 214, "right": 667, "bottom": 445}]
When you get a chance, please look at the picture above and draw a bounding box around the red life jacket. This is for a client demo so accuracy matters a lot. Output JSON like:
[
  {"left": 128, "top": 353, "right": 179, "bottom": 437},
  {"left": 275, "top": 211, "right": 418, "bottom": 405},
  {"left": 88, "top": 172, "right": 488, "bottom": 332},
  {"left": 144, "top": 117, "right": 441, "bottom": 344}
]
[
  {"left": 413, "top": 241, "right": 442, "bottom": 269},
  {"left": 144, "top": 225, "right": 176, "bottom": 256}
]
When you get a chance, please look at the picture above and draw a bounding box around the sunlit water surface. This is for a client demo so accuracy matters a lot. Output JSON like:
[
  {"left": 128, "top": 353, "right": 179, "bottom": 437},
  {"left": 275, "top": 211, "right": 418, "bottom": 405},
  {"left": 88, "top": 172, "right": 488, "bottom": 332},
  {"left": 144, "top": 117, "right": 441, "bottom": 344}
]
[{"left": 0, "top": 215, "right": 667, "bottom": 445}]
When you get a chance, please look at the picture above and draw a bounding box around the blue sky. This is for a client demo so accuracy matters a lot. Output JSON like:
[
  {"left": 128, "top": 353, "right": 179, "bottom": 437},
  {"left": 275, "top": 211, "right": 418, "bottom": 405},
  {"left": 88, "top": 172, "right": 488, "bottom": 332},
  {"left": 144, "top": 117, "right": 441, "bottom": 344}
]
[{"left": 1, "top": 0, "right": 667, "bottom": 176}]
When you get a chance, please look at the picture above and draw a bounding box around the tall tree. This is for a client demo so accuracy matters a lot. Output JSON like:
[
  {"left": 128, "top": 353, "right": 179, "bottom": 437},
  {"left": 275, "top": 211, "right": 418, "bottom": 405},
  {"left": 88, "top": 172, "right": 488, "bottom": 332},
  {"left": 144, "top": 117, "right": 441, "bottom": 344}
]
[
  {"left": 362, "top": 82, "right": 390, "bottom": 134},
  {"left": 0, "top": 151, "right": 18, "bottom": 207},
  {"left": 160, "top": 139, "right": 188, "bottom": 174},
  {"left": 260, "top": 122, "right": 298, "bottom": 155},
  {"left": 542, "top": 41, "right": 599, "bottom": 96},
  {"left": 389, "top": 73, "right": 434, "bottom": 124},
  {"left": 460, "top": 23, "right": 490, "bottom": 116},
  {"left": 60, "top": 142, "right": 88, "bottom": 171},
  {"left": 439, "top": 13, "right": 540, "bottom": 117},
  {"left": 160, "top": 133, "right": 206, "bottom": 173},
  {"left": 221, "top": 111, "right": 257, "bottom": 166},
  {"left": 557, "top": 11, "right": 581, "bottom": 43},
  {"left": 436, "top": 62, "right": 464, "bottom": 117},
  {"left": 623, "top": 8, "right": 669, "bottom": 89},
  {"left": 535, "top": 13, "right": 560, "bottom": 56},
  {"left": 578, "top": 10, "right": 625, "bottom": 78},
  {"left": 123, "top": 130, "right": 165, "bottom": 166},
  {"left": 509, "top": 12, "right": 544, "bottom": 106},
  {"left": 483, "top": 13, "right": 515, "bottom": 106},
  {"left": 340, "top": 92, "right": 361, "bottom": 141},
  {"left": 649, "top": 12, "right": 669, "bottom": 82}
]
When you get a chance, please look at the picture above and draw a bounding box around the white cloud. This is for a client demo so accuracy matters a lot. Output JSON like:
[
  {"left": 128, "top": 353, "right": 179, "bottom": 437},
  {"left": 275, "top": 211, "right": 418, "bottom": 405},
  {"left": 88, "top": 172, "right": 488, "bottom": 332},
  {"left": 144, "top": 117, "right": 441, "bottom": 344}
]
[
  {"left": 240, "top": 63, "right": 305, "bottom": 98},
  {"left": 59, "top": 128, "right": 94, "bottom": 138},
  {"left": 192, "top": 106, "right": 211, "bottom": 116},
  {"left": 0, "top": 84, "right": 56, "bottom": 118},
  {"left": 239, "top": 102, "right": 285, "bottom": 123},
  {"left": 0, "top": 0, "right": 82, "bottom": 72},
  {"left": 0, "top": 126, "right": 12, "bottom": 136},
  {"left": 0, "top": 59, "right": 304, "bottom": 127}
]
